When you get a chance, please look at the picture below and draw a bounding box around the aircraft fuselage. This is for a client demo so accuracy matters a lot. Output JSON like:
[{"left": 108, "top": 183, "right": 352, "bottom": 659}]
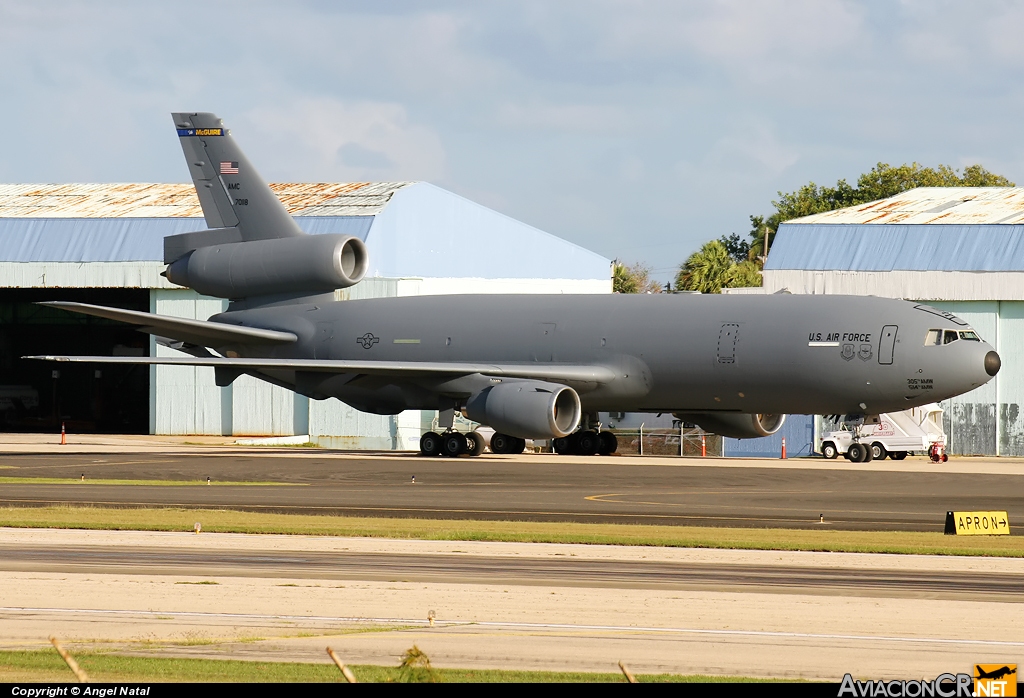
[{"left": 216, "top": 292, "right": 996, "bottom": 417}]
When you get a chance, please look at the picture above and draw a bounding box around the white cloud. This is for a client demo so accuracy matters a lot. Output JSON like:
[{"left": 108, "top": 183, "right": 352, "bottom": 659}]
[
  {"left": 495, "top": 102, "right": 633, "bottom": 133},
  {"left": 675, "top": 120, "right": 800, "bottom": 183},
  {"left": 241, "top": 98, "right": 446, "bottom": 182}
]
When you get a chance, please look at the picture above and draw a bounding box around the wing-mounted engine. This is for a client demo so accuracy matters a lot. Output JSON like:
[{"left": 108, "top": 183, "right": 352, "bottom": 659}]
[
  {"left": 678, "top": 412, "right": 786, "bottom": 439},
  {"left": 164, "top": 233, "right": 367, "bottom": 299},
  {"left": 465, "top": 380, "right": 581, "bottom": 439}
]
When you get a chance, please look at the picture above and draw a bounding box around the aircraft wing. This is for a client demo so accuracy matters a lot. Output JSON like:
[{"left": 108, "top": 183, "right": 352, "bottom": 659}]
[
  {"left": 24, "top": 355, "right": 617, "bottom": 384},
  {"left": 38, "top": 302, "right": 297, "bottom": 346}
]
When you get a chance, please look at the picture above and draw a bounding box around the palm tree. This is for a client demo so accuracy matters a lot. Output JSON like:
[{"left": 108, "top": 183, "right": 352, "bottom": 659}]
[
  {"left": 675, "top": 240, "right": 735, "bottom": 293},
  {"left": 612, "top": 260, "right": 661, "bottom": 294}
]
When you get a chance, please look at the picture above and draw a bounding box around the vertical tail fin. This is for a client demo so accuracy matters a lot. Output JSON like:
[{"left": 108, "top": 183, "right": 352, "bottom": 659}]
[{"left": 172, "top": 112, "right": 304, "bottom": 241}]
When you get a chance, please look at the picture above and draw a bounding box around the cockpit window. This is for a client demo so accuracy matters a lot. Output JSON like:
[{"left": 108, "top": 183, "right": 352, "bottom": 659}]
[
  {"left": 959, "top": 331, "right": 981, "bottom": 341},
  {"left": 943, "top": 330, "right": 959, "bottom": 344},
  {"left": 924, "top": 330, "right": 941, "bottom": 346}
]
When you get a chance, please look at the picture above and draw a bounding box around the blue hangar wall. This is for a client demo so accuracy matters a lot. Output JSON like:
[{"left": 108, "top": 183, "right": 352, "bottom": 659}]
[{"left": 723, "top": 415, "right": 814, "bottom": 458}]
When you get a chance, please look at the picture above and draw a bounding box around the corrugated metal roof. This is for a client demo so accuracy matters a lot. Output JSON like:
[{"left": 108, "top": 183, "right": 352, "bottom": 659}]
[
  {"left": 0, "top": 216, "right": 374, "bottom": 262},
  {"left": 765, "top": 223, "right": 1024, "bottom": 271},
  {"left": 0, "top": 181, "right": 613, "bottom": 282},
  {"left": 0, "top": 182, "right": 412, "bottom": 218},
  {"left": 790, "top": 187, "right": 1024, "bottom": 225}
]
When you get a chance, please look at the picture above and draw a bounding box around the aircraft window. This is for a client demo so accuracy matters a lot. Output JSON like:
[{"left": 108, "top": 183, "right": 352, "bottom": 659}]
[
  {"left": 943, "top": 330, "right": 959, "bottom": 344},
  {"left": 924, "top": 330, "right": 941, "bottom": 346},
  {"left": 959, "top": 331, "right": 981, "bottom": 341}
]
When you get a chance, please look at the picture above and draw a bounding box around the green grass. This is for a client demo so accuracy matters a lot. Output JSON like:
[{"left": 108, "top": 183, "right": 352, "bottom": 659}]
[
  {"left": 0, "top": 650, "right": 767, "bottom": 683},
  {"left": 0, "top": 477, "right": 302, "bottom": 486},
  {"left": 1, "top": 504, "right": 1022, "bottom": 556}
]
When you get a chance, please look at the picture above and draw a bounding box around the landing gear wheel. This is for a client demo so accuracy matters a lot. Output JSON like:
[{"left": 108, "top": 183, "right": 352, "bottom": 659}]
[
  {"left": 557, "top": 433, "right": 573, "bottom": 456},
  {"left": 554, "top": 432, "right": 580, "bottom": 455},
  {"left": 511, "top": 437, "right": 527, "bottom": 454},
  {"left": 891, "top": 451, "right": 907, "bottom": 460},
  {"left": 598, "top": 431, "right": 618, "bottom": 455},
  {"left": 490, "top": 432, "right": 515, "bottom": 454},
  {"left": 465, "top": 431, "right": 486, "bottom": 456},
  {"left": 576, "top": 430, "right": 600, "bottom": 456},
  {"left": 442, "top": 432, "right": 467, "bottom": 457},
  {"left": 420, "top": 431, "right": 442, "bottom": 457},
  {"left": 848, "top": 443, "right": 869, "bottom": 463},
  {"left": 871, "top": 442, "right": 887, "bottom": 460},
  {"left": 821, "top": 442, "right": 838, "bottom": 460}
]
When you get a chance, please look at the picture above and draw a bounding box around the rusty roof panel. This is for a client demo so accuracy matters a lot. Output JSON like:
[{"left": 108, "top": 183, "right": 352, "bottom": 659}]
[
  {"left": 791, "top": 187, "right": 1024, "bottom": 225},
  {"left": 0, "top": 182, "right": 413, "bottom": 218}
]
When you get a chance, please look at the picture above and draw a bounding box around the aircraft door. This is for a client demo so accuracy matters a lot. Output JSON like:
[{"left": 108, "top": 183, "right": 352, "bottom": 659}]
[
  {"left": 878, "top": 325, "right": 898, "bottom": 365},
  {"left": 315, "top": 321, "right": 334, "bottom": 359},
  {"left": 717, "top": 323, "right": 739, "bottom": 364},
  {"left": 532, "top": 323, "right": 556, "bottom": 361}
]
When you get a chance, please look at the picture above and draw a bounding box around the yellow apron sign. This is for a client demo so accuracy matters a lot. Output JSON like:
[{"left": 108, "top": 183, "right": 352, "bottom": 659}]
[{"left": 944, "top": 510, "right": 1010, "bottom": 535}]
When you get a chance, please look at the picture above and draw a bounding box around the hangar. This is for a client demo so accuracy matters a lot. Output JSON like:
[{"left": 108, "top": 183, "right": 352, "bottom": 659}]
[
  {"left": 762, "top": 186, "right": 1024, "bottom": 455},
  {"left": 0, "top": 182, "right": 611, "bottom": 447}
]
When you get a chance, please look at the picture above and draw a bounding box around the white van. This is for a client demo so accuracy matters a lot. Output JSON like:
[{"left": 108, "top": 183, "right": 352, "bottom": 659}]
[{"left": 821, "top": 404, "right": 946, "bottom": 461}]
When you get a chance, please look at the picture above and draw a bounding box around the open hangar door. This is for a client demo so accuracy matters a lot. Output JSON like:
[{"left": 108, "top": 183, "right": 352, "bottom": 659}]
[{"left": 0, "top": 289, "right": 150, "bottom": 434}]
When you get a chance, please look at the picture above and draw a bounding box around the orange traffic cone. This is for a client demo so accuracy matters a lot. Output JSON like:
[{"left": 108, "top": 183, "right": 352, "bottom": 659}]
[{"left": 60, "top": 422, "right": 66, "bottom": 445}]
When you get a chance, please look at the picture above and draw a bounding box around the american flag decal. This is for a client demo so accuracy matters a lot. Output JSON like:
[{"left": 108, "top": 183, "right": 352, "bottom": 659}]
[{"left": 219, "top": 161, "right": 239, "bottom": 174}]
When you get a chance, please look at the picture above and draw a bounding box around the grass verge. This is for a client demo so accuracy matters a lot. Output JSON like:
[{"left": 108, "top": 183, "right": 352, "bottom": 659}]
[
  {"left": 0, "top": 650, "right": 767, "bottom": 683},
  {"left": 0, "top": 477, "right": 302, "bottom": 486},
  {"left": 1, "top": 504, "right": 1022, "bottom": 556}
]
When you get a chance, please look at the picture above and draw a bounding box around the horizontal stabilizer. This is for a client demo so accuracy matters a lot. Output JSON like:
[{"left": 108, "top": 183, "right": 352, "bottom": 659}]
[
  {"left": 24, "top": 354, "right": 617, "bottom": 383},
  {"left": 38, "top": 302, "right": 297, "bottom": 347}
]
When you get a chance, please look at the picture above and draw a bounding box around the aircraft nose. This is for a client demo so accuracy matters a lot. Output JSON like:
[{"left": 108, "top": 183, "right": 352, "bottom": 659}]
[{"left": 985, "top": 350, "right": 1001, "bottom": 377}]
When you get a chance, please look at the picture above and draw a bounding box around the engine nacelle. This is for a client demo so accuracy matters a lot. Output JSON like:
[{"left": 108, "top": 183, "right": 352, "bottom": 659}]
[
  {"left": 165, "top": 234, "right": 368, "bottom": 299},
  {"left": 678, "top": 412, "right": 787, "bottom": 439},
  {"left": 465, "top": 380, "right": 581, "bottom": 439}
]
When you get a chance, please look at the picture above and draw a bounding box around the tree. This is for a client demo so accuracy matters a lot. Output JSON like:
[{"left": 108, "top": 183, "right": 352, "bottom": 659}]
[
  {"left": 748, "top": 162, "right": 1015, "bottom": 260},
  {"left": 718, "top": 233, "right": 750, "bottom": 263},
  {"left": 727, "top": 260, "right": 762, "bottom": 288},
  {"left": 675, "top": 240, "right": 735, "bottom": 294},
  {"left": 612, "top": 260, "right": 661, "bottom": 294}
]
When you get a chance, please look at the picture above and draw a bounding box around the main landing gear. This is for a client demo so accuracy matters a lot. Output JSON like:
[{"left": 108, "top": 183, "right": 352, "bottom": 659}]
[
  {"left": 420, "top": 430, "right": 491, "bottom": 457},
  {"left": 489, "top": 432, "right": 527, "bottom": 455},
  {"left": 553, "top": 430, "right": 618, "bottom": 456}
]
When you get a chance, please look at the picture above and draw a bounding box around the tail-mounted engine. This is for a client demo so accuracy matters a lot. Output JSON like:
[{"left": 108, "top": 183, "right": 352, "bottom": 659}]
[{"left": 165, "top": 233, "right": 368, "bottom": 299}]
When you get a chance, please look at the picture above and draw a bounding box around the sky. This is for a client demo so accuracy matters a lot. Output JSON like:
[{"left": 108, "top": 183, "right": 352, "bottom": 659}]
[{"left": 3, "top": 1, "right": 1024, "bottom": 282}]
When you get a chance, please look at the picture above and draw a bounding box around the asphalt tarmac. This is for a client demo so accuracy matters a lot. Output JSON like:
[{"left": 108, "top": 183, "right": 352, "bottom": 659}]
[
  {"left": 2, "top": 451, "right": 1022, "bottom": 531},
  {"left": 2, "top": 541, "right": 1021, "bottom": 601}
]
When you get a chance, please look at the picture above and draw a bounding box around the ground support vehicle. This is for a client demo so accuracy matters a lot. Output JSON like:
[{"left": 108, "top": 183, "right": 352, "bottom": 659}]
[{"left": 820, "top": 404, "right": 947, "bottom": 462}]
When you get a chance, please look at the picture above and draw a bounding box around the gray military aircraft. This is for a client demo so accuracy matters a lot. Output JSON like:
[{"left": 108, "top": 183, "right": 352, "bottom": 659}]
[{"left": 29, "top": 112, "right": 1001, "bottom": 459}]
